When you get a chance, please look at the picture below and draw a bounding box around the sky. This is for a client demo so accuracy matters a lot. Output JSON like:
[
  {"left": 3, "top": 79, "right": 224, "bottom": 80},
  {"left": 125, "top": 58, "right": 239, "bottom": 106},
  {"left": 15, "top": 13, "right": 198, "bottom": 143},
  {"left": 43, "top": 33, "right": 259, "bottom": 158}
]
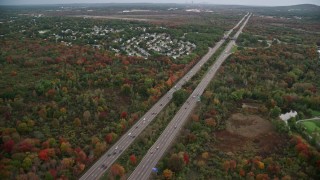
[{"left": 1, "top": 0, "right": 320, "bottom": 6}]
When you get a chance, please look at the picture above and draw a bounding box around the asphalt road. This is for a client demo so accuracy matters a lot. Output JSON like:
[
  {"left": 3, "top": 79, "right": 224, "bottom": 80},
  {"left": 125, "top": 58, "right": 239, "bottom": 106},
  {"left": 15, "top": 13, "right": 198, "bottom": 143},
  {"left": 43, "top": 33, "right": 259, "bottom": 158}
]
[
  {"left": 128, "top": 13, "right": 252, "bottom": 180},
  {"left": 79, "top": 13, "right": 250, "bottom": 180}
]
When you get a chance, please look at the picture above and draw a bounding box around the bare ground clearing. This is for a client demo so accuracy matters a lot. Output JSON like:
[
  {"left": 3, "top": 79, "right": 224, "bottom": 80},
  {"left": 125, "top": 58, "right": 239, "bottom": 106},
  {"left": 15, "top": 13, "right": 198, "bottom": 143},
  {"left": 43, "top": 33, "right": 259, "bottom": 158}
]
[{"left": 214, "top": 113, "right": 289, "bottom": 156}]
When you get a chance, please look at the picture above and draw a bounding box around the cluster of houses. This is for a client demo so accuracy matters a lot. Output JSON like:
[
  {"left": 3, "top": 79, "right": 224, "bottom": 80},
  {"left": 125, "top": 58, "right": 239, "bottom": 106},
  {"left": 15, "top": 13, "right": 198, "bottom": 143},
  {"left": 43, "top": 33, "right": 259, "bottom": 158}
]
[
  {"left": 52, "top": 26, "right": 124, "bottom": 42},
  {"left": 5, "top": 14, "right": 196, "bottom": 59},
  {"left": 42, "top": 25, "right": 195, "bottom": 59},
  {"left": 115, "top": 33, "right": 196, "bottom": 59}
]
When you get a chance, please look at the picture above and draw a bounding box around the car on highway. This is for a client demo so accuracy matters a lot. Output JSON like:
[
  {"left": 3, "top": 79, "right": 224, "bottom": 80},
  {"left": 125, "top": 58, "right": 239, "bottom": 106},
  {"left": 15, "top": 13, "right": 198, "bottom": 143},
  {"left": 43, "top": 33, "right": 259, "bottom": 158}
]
[
  {"left": 115, "top": 146, "right": 118, "bottom": 150},
  {"left": 174, "top": 125, "right": 177, "bottom": 129},
  {"left": 156, "top": 146, "right": 159, "bottom": 149},
  {"left": 101, "top": 164, "right": 107, "bottom": 169},
  {"left": 128, "top": 132, "right": 132, "bottom": 136}
]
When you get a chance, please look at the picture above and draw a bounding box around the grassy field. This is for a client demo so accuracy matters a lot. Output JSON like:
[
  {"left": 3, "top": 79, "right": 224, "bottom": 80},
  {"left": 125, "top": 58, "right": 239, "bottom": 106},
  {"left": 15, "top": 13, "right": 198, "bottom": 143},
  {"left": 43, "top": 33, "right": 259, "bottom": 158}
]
[
  {"left": 231, "top": 45, "right": 238, "bottom": 53},
  {"left": 302, "top": 121, "right": 320, "bottom": 134},
  {"left": 311, "top": 110, "right": 320, "bottom": 117}
]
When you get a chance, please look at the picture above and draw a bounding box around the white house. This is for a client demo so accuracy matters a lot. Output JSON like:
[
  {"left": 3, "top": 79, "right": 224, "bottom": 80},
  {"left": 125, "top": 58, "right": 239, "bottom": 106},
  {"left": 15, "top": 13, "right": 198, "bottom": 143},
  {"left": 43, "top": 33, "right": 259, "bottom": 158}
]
[{"left": 280, "top": 110, "right": 298, "bottom": 125}]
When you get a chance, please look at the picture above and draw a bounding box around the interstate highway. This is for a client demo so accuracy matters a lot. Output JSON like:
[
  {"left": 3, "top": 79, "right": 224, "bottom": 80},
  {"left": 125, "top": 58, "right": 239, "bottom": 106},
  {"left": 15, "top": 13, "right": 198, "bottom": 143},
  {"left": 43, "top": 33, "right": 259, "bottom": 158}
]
[
  {"left": 79, "top": 12, "right": 250, "bottom": 180},
  {"left": 128, "top": 13, "right": 252, "bottom": 180}
]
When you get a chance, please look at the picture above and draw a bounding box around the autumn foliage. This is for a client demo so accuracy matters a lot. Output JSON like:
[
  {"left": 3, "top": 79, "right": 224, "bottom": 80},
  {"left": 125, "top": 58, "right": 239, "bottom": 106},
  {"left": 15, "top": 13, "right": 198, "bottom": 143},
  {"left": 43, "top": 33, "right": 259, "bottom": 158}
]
[
  {"left": 163, "top": 169, "right": 173, "bottom": 179},
  {"left": 120, "top": 111, "right": 128, "bottom": 119},
  {"left": 183, "top": 152, "right": 189, "bottom": 165},
  {"left": 229, "top": 160, "right": 237, "bottom": 170},
  {"left": 110, "top": 163, "right": 125, "bottom": 178},
  {"left": 3, "top": 140, "right": 15, "bottom": 153},
  {"left": 129, "top": 154, "right": 137, "bottom": 165},
  {"left": 191, "top": 114, "right": 199, "bottom": 122},
  {"left": 38, "top": 149, "right": 50, "bottom": 161},
  {"left": 105, "top": 133, "right": 113, "bottom": 144},
  {"left": 205, "top": 118, "right": 216, "bottom": 127},
  {"left": 223, "top": 160, "right": 230, "bottom": 172}
]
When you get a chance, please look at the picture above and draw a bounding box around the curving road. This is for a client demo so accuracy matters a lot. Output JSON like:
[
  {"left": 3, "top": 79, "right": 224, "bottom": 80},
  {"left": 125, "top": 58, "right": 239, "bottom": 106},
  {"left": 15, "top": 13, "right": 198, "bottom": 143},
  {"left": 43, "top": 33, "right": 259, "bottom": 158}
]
[
  {"left": 296, "top": 117, "right": 320, "bottom": 124},
  {"left": 79, "top": 13, "right": 250, "bottom": 180},
  {"left": 128, "top": 13, "right": 252, "bottom": 180}
]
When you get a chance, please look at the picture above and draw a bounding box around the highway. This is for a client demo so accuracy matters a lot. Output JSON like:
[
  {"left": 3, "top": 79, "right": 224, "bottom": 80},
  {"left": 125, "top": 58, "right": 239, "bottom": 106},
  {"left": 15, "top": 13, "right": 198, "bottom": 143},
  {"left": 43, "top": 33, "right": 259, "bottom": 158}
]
[
  {"left": 128, "top": 13, "right": 252, "bottom": 180},
  {"left": 79, "top": 13, "right": 250, "bottom": 180}
]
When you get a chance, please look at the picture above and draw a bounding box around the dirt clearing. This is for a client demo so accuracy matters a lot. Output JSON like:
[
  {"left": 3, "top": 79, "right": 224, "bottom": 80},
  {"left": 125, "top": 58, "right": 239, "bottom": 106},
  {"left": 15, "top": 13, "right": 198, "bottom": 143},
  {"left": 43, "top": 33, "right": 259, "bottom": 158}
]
[
  {"left": 214, "top": 113, "right": 288, "bottom": 156},
  {"left": 226, "top": 113, "right": 273, "bottom": 138}
]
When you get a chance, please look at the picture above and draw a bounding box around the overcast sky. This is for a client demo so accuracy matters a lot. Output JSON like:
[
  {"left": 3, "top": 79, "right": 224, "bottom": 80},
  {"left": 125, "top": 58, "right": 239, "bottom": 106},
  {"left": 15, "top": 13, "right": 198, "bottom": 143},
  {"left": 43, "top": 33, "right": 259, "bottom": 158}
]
[{"left": 1, "top": 0, "right": 320, "bottom": 6}]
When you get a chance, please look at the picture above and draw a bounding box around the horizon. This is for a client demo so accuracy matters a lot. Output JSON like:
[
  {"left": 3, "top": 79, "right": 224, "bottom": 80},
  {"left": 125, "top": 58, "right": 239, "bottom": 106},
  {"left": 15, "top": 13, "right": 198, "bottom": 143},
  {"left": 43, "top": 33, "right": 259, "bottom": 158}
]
[{"left": 1, "top": 0, "right": 320, "bottom": 6}]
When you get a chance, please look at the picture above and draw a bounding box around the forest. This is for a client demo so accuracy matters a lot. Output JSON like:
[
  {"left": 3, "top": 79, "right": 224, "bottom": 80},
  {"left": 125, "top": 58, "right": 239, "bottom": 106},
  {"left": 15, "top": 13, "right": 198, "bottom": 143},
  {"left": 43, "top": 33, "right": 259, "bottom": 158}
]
[
  {"left": 150, "top": 13, "right": 320, "bottom": 180},
  {"left": 1, "top": 3, "right": 320, "bottom": 180},
  {"left": 0, "top": 5, "right": 237, "bottom": 179}
]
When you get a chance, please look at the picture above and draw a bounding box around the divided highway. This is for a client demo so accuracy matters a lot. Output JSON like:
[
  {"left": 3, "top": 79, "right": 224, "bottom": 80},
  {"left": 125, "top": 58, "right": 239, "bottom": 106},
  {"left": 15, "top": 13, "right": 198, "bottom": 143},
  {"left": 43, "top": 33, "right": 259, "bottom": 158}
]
[
  {"left": 128, "top": 13, "right": 252, "bottom": 180},
  {"left": 80, "top": 13, "right": 249, "bottom": 180}
]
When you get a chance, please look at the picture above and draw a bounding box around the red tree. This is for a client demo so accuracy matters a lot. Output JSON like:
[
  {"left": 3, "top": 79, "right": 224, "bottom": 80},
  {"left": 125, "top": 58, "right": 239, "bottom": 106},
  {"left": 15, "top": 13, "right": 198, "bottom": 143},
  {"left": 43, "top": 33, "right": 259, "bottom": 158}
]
[
  {"left": 120, "top": 111, "right": 128, "bottom": 119},
  {"left": 38, "top": 149, "right": 49, "bottom": 161},
  {"left": 75, "top": 148, "right": 87, "bottom": 163},
  {"left": 223, "top": 160, "right": 230, "bottom": 172},
  {"left": 46, "top": 89, "right": 56, "bottom": 97},
  {"left": 110, "top": 164, "right": 125, "bottom": 177},
  {"left": 18, "top": 141, "right": 33, "bottom": 152},
  {"left": 295, "top": 142, "right": 308, "bottom": 152},
  {"left": 49, "top": 169, "right": 57, "bottom": 178},
  {"left": 129, "top": 154, "right": 137, "bottom": 165},
  {"left": 3, "top": 140, "right": 15, "bottom": 153},
  {"left": 42, "top": 141, "right": 50, "bottom": 149},
  {"left": 105, "top": 133, "right": 113, "bottom": 144},
  {"left": 239, "top": 169, "right": 245, "bottom": 177},
  {"left": 183, "top": 152, "right": 189, "bottom": 165},
  {"left": 229, "top": 160, "right": 237, "bottom": 170}
]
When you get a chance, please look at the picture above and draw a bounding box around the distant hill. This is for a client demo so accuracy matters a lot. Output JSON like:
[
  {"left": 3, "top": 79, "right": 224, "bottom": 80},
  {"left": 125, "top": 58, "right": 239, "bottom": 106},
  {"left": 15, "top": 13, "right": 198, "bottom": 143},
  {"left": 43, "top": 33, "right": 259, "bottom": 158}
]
[
  {"left": 274, "top": 4, "right": 320, "bottom": 12},
  {"left": 239, "top": 4, "right": 320, "bottom": 20},
  {"left": 285, "top": 4, "right": 319, "bottom": 9}
]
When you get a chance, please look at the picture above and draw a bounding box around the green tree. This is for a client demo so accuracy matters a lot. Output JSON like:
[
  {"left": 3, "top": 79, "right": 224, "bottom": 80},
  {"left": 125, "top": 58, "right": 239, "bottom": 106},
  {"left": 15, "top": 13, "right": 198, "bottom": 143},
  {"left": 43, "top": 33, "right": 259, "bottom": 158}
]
[
  {"left": 121, "top": 84, "right": 132, "bottom": 96},
  {"left": 270, "top": 106, "right": 281, "bottom": 118},
  {"left": 172, "top": 89, "right": 188, "bottom": 106},
  {"left": 168, "top": 153, "right": 185, "bottom": 172},
  {"left": 17, "top": 122, "right": 29, "bottom": 133},
  {"left": 44, "top": 172, "right": 54, "bottom": 180},
  {"left": 22, "top": 157, "right": 32, "bottom": 170}
]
